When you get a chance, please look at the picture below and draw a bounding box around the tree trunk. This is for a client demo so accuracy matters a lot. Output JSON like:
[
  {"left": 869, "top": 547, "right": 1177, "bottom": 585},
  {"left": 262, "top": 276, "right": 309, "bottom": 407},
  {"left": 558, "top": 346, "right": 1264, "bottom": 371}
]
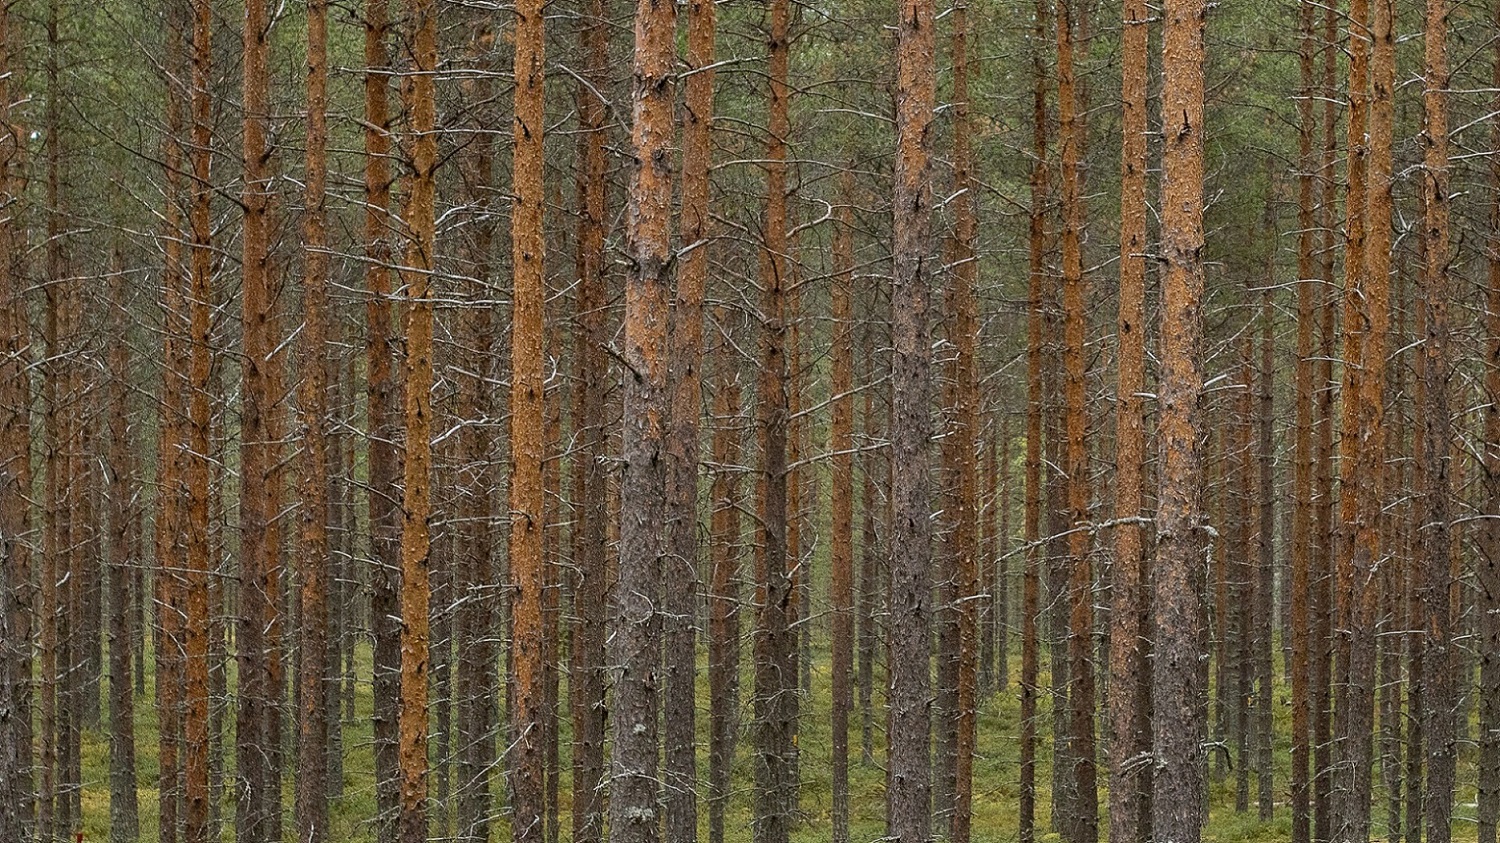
[
  {"left": 1290, "top": 1, "right": 1319, "bottom": 835},
  {"left": 708, "top": 351, "right": 742, "bottom": 843},
  {"left": 830, "top": 169, "right": 856, "bottom": 843},
  {"left": 182, "top": 0, "right": 216, "bottom": 837},
  {"left": 363, "top": 1, "right": 404, "bottom": 837},
  {"left": 611, "top": 0, "right": 676, "bottom": 837},
  {"left": 1313, "top": 4, "right": 1340, "bottom": 835},
  {"left": 888, "top": 0, "right": 936, "bottom": 835},
  {"left": 1419, "top": 0, "right": 1456, "bottom": 834},
  {"left": 1110, "top": 0, "right": 1150, "bottom": 830},
  {"left": 509, "top": 0, "right": 547, "bottom": 832},
  {"left": 1334, "top": 0, "right": 1391, "bottom": 832},
  {"left": 0, "top": 0, "right": 33, "bottom": 831},
  {"left": 948, "top": 7, "right": 980, "bottom": 838},
  {"left": 236, "top": 0, "right": 286, "bottom": 835},
  {"left": 663, "top": 0, "right": 716, "bottom": 826},
  {"left": 1479, "top": 8, "right": 1500, "bottom": 832},
  {"left": 296, "top": 1, "right": 333, "bottom": 837},
  {"left": 106, "top": 259, "right": 139, "bottom": 843},
  {"left": 569, "top": 1, "right": 610, "bottom": 840},
  {"left": 1020, "top": 6, "right": 1050, "bottom": 833},
  {"left": 754, "top": 0, "right": 794, "bottom": 837},
  {"left": 396, "top": 0, "right": 439, "bottom": 838},
  {"left": 1152, "top": 0, "right": 1208, "bottom": 834}
]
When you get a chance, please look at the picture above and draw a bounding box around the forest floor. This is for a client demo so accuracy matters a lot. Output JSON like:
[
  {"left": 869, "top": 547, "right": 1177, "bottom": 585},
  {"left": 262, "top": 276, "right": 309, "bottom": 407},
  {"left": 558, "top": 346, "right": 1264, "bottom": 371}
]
[{"left": 75, "top": 641, "right": 1484, "bottom": 842}]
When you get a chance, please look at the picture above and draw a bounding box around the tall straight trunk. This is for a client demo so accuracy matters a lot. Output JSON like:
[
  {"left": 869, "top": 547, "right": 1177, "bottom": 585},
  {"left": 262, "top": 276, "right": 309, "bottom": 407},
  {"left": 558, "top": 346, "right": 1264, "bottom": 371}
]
[
  {"left": 296, "top": 1, "right": 333, "bottom": 838},
  {"left": 543, "top": 377, "right": 562, "bottom": 843},
  {"left": 509, "top": 0, "right": 547, "bottom": 832},
  {"left": 1255, "top": 234, "right": 1276, "bottom": 821},
  {"left": 888, "top": 0, "right": 936, "bottom": 835},
  {"left": 1110, "top": 0, "right": 1150, "bottom": 830},
  {"left": 1333, "top": 0, "right": 1371, "bottom": 826},
  {"left": 1479, "top": 8, "right": 1500, "bottom": 832},
  {"left": 155, "top": 8, "right": 190, "bottom": 838},
  {"left": 1152, "top": 0, "right": 1208, "bottom": 834},
  {"left": 1234, "top": 340, "right": 1255, "bottom": 814},
  {"left": 612, "top": 0, "right": 676, "bottom": 837},
  {"left": 569, "top": 1, "right": 610, "bottom": 840},
  {"left": 181, "top": 5, "right": 215, "bottom": 836},
  {"left": 1335, "top": 0, "right": 1391, "bottom": 831},
  {"left": 858, "top": 354, "right": 881, "bottom": 766},
  {"left": 1290, "top": 1, "right": 1319, "bottom": 836},
  {"left": 363, "top": 1, "right": 404, "bottom": 837},
  {"left": 236, "top": 0, "right": 285, "bottom": 835},
  {"left": 1419, "top": 0, "right": 1456, "bottom": 835},
  {"left": 0, "top": 0, "right": 32, "bottom": 831},
  {"left": 106, "top": 261, "right": 138, "bottom": 843},
  {"left": 754, "top": 0, "right": 794, "bottom": 837},
  {"left": 396, "top": 0, "right": 438, "bottom": 838},
  {"left": 41, "top": 2, "right": 71, "bottom": 836},
  {"left": 1020, "top": 5, "right": 1049, "bottom": 834},
  {"left": 708, "top": 343, "right": 744, "bottom": 843},
  {"left": 663, "top": 0, "right": 716, "bottom": 826},
  {"left": 948, "top": 7, "right": 980, "bottom": 839},
  {"left": 1057, "top": 0, "right": 1098, "bottom": 832},
  {"left": 455, "top": 24, "right": 499, "bottom": 843},
  {"left": 995, "top": 416, "right": 1012, "bottom": 693},
  {"left": 1313, "top": 4, "right": 1340, "bottom": 836},
  {"left": 830, "top": 170, "right": 856, "bottom": 843},
  {"left": 708, "top": 355, "right": 743, "bottom": 843}
]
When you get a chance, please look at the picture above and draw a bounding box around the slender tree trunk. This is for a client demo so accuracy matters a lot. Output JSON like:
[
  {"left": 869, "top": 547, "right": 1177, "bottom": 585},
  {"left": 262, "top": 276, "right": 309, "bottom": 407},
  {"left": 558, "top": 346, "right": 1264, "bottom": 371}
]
[
  {"left": 396, "top": 0, "right": 439, "bottom": 838},
  {"left": 888, "top": 0, "right": 936, "bottom": 835},
  {"left": 1152, "top": 0, "right": 1208, "bottom": 834},
  {"left": 1110, "top": 0, "right": 1150, "bottom": 830},
  {"left": 106, "top": 261, "right": 139, "bottom": 843},
  {"left": 454, "top": 24, "right": 498, "bottom": 843},
  {"left": 1059, "top": 0, "right": 1098, "bottom": 831},
  {"left": 236, "top": 0, "right": 286, "bottom": 835},
  {"left": 1479, "top": 9, "right": 1500, "bottom": 832},
  {"left": 1020, "top": 7, "right": 1050, "bottom": 834},
  {"left": 948, "top": 8, "right": 980, "bottom": 839},
  {"left": 180, "top": 0, "right": 216, "bottom": 837},
  {"left": 1419, "top": 0, "right": 1456, "bottom": 835},
  {"left": 858, "top": 353, "right": 881, "bottom": 766},
  {"left": 1256, "top": 228, "right": 1276, "bottom": 822},
  {"left": 296, "top": 2, "right": 333, "bottom": 837},
  {"left": 509, "top": 0, "right": 547, "bottom": 832},
  {"left": 996, "top": 416, "right": 1012, "bottom": 693},
  {"left": 663, "top": 0, "right": 716, "bottom": 825},
  {"left": 0, "top": 0, "right": 33, "bottom": 831},
  {"left": 569, "top": 1, "right": 610, "bottom": 840},
  {"left": 611, "top": 0, "right": 676, "bottom": 837},
  {"left": 1291, "top": 0, "right": 1319, "bottom": 835},
  {"left": 708, "top": 353, "right": 742, "bottom": 843},
  {"left": 42, "top": 2, "right": 71, "bottom": 836},
  {"left": 363, "top": 1, "right": 404, "bottom": 837},
  {"left": 1334, "top": 0, "right": 1391, "bottom": 831},
  {"left": 754, "top": 0, "right": 794, "bottom": 837},
  {"left": 830, "top": 169, "right": 856, "bottom": 843},
  {"left": 1313, "top": 4, "right": 1340, "bottom": 836},
  {"left": 154, "top": 8, "right": 190, "bottom": 839}
]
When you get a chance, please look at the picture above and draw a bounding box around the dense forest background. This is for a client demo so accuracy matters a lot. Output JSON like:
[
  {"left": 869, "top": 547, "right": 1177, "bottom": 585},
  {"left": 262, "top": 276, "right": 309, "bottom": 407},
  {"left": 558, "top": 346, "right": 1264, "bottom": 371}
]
[{"left": 0, "top": 0, "right": 1495, "bottom": 839}]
